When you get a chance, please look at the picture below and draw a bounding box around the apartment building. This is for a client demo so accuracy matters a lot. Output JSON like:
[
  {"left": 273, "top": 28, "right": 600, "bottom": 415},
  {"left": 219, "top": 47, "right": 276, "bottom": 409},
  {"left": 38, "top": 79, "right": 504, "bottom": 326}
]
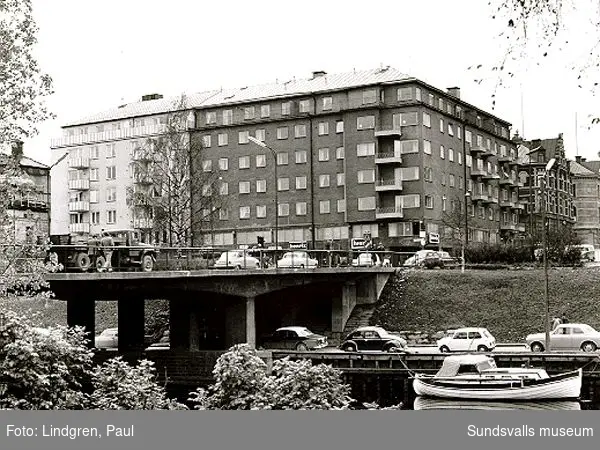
[
  {"left": 515, "top": 134, "right": 575, "bottom": 238},
  {"left": 570, "top": 156, "right": 600, "bottom": 246},
  {"left": 51, "top": 67, "right": 521, "bottom": 251}
]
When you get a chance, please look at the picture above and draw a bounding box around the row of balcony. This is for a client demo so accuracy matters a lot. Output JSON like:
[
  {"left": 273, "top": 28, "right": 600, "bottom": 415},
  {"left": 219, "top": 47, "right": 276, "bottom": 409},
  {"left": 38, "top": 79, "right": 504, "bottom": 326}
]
[
  {"left": 52, "top": 124, "right": 168, "bottom": 148},
  {"left": 68, "top": 218, "right": 154, "bottom": 234},
  {"left": 500, "top": 223, "right": 526, "bottom": 232}
]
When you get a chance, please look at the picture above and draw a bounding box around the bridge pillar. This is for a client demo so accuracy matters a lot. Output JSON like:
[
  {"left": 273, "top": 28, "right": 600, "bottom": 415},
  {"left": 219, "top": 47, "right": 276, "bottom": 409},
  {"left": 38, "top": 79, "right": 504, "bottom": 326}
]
[
  {"left": 118, "top": 297, "right": 145, "bottom": 352},
  {"left": 246, "top": 296, "right": 256, "bottom": 348},
  {"left": 169, "top": 300, "right": 190, "bottom": 351},
  {"left": 224, "top": 296, "right": 256, "bottom": 349},
  {"left": 332, "top": 281, "right": 357, "bottom": 342},
  {"left": 67, "top": 298, "right": 95, "bottom": 348}
]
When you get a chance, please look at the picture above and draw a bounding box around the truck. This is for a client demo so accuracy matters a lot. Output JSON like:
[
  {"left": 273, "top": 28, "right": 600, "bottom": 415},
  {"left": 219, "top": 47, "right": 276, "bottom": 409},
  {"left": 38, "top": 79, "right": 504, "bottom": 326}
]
[{"left": 47, "top": 229, "right": 159, "bottom": 272}]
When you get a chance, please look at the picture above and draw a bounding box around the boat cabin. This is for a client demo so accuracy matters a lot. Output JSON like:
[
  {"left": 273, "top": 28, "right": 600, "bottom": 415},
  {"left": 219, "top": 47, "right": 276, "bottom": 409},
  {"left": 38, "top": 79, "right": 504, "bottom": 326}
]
[{"left": 435, "top": 355, "right": 549, "bottom": 380}]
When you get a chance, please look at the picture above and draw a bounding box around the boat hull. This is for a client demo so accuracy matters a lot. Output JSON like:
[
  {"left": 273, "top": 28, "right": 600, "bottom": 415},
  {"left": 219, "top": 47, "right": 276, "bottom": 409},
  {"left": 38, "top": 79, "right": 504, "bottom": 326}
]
[
  {"left": 413, "top": 397, "right": 581, "bottom": 411},
  {"left": 413, "top": 369, "right": 582, "bottom": 400}
]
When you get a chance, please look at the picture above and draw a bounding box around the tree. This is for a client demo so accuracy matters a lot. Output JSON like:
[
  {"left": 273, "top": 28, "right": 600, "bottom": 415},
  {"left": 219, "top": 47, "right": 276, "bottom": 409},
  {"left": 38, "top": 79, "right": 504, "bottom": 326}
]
[
  {"left": 127, "top": 95, "right": 226, "bottom": 246},
  {"left": 0, "top": 0, "right": 54, "bottom": 143},
  {"left": 441, "top": 196, "right": 480, "bottom": 272}
]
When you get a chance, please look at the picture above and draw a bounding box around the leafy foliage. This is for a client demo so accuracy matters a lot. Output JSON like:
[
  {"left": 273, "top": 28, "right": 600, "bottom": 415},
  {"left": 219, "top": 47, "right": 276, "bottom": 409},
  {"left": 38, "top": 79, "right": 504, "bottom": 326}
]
[{"left": 189, "top": 344, "right": 354, "bottom": 410}]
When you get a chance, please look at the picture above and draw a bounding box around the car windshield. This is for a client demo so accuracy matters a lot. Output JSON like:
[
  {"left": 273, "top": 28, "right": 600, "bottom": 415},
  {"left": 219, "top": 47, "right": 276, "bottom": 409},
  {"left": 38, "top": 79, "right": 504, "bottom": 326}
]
[
  {"left": 579, "top": 324, "right": 596, "bottom": 334},
  {"left": 292, "top": 328, "right": 312, "bottom": 337}
]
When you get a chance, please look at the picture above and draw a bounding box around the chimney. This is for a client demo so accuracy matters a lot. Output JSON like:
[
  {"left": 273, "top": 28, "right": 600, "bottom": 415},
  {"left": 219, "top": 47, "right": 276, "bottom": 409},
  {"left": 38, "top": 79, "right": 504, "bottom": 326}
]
[
  {"left": 141, "top": 93, "right": 163, "bottom": 102},
  {"left": 11, "top": 140, "right": 23, "bottom": 160},
  {"left": 447, "top": 87, "right": 461, "bottom": 99},
  {"left": 575, "top": 155, "right": 582, "bottom": 163},
  {"left": 312, "top": 70, "right": 327, "bottom": 79}
]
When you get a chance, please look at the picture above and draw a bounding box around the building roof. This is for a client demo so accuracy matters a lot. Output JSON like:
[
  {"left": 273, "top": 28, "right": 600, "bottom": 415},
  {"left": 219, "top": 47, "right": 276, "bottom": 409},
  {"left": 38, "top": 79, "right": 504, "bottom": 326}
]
[
  {"left": 580, "top": 160, "right": 600, "bottom": 174},
  {"left": 570, "top": 160, "right": 597, "bottom": 177},
  {"left": 64, "top": 67, "right": 411, "bottom": 127},
  {"left": 0, "top": 153, "right": 49, "bottom": 170},
  {"left": 523, "top": 134, "right": 565, "bottom": 161}
]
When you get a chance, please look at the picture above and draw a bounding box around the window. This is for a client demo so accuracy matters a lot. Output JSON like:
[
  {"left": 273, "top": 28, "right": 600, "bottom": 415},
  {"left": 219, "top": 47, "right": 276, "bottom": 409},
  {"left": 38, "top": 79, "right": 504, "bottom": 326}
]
[
  {"left": 476, "top": 134, "right": 484, "bottom": 147},
  {"left": 439, "top": 118, "right": 444, "bottom": 133},
  {"left": 394, "top": 112, "right": 418, "bottom": 127},
  {"left": 243, "top": 106, "right": 255, "bottom": 120},
  {"left": 91, "top": 211, "right": 100, "bottom": 224},
  {"left": 449, "top": 174, "right": 455, "bottom": 187},
  {"left": 422, "top": 112, "right": 431, "bottom": 127},
  {"left": 438, "top": 98, "right": 444, "bottom": 110},
  {"left": 465, "top": 130, "right": 472, "bottom": 144},
  {"left": 424, "top": 167, "right": 433, "bottom": 182},
  {"left": 90, "top": 146, "right": 99, "bottom": 159},
  {"left": 90, "top": 168, "right": 99, "bottom": 181},
  {"left": 255, "top": 154, "right": 266, "bottom": 168},
  {"left": 106, "top": 144, "right": 116, "bottom": 158},
  {"left": 337, "top": 173, "right": 345, "bottom": 186},
  {"left": 256, "top": 205, "right": 267, "bottom": 218},
  {"left": 458, "top": 151, "right": 462, "bottom": 165},
  {"left": 260, "top": 105, "right": 270, "bottom": 118},
  {"left": 255, "top": 129, "right": 266, "bottom": 142},
  {"left": 220, "top": 183, "right": 229, "bottom": 195},
  {"left": 400, "top": 167, "right": 419, "bottom": 180},
  {"left": 238, "top": 131, "right": 249, "bottom": 144},
  {"left": 106, "top": 166, "right": 116, "bottom": 180},
  {"left": 218, "top": 133, "right": 228, "bottom": 146},
  {"left": 440, "top": 145, "right": 445, "bottom": 159},
  {"left": 415, "top": 87, "right": 422, "bottom": 101},
  {"left": 441, "top": 173, "right": 446, "bottom": 185},
  {"left": 281, "top": 102, "right": 291, "bottom": 115},
  {"left": 294, "top": 124, "right": 307, "bottom": 137},
  {"left": 397, "top": 87, "right": 412, "bottom": 101},
  {"left": 423, "top": 140, "right": 431, "bottom": 154},
  {"left": 294, "top": 150, "right": 307, "bottom": 164},
  {"left": 458, "top": 176, "right": 464, "bottom": 189},
  {"left": 442, "top": 195, "right": 447, "bottom": 212},
  {"left": 89, "top": 190, "right": 98, "bottom": 203},
  {"left": 202, "top": 135, "right": 212, "bottom": 147},
  {"left": 296, "top": 176, "right": 307, "bottom": 189},
  {"left": 219, "top": 209, "right": 229, "bottom": 220},
  {"left": 202, "top": 160, "right": 212, "bottom": 172},
  {"left": 425, "top": 195, "right": 433, "bottom": 208},
  {"left": 357, "top": 169, "right": 375, "bottom": 184},
  {"left": 358, "top": 196, "right": 376, "bottom": 211},
  {"left": 400, "top": 140, "right": 418, "bottom": 154},
  {"left": 299, "top": 100, "right": 310, "bottom": 113},
  {"left": 337, "top": 199, "right": 346, "bottom": 213},
  {"left": 318, "top": 148, "right": 329, "bottom": 161},
  {"left": 363, "top": 89, "right": 377, "bottom": 104},
  {"left": 357, "top": 142, "right": 375, "bottom": 156},
  {"left": 238, "top": 156, "right": 250, "bottom": 169},
  {"left": 277, "top": 152, "right": 288, "bottom": 165},
  {"left": 106, "top": 210, "right": 116, "bottom": 224},
  {"left": 322, "top": 97, "right": 332, "bottom": 110},
  {"left": 318, "top": 122, "right": 329, "bottom": 135},
  {"left": 218, "top": 157, "right": 229, "bottom": 170},
  {"left": 449, "top": 148, "right": 454, "bottom": 162},
  {"left": 256, "top": 179, "right": 266, "bottom": 193},
  {"left": 296, "top": 202, "right": 307, "bottom": 216},
  {"left": 239, "top": 181, "right": 251, "bottom": 194},
  {"left": 278, "top": 203, "right": 290, "bottom": 217},
  {"left": 222, "top": 110, "right": 232, "bottom": 125},
  {"left": 336, "top": 121, "right": 344, "bottom": 133},
  {"left": 277, "top": 177, "right": 290, "bottom": 191},
  {"left": 239, "top": 206, "right": 251, "bottom": 219},
  {"left": 319, "top": 174, "right": 330, "bottom": 187},
  {"left": 320, "top": 200, "right": 331, "bottom": 214},
  {"left": 206, "top": 112, "right": 216, "bottom": 124},
  {"left": 448, "top": 124, "right": 454, "bottom": 136},
  {"left": 336, "top": 147, "right": 345, "bottom": 159},
  {"left": 457, "top": 126, "right": 462, "bottom": 139},
  {"left": 357, "top": 115, "right": 375, "bottom": 130},
  {"left": 277, "top": 127, "right": 288, "bottom": 139}
]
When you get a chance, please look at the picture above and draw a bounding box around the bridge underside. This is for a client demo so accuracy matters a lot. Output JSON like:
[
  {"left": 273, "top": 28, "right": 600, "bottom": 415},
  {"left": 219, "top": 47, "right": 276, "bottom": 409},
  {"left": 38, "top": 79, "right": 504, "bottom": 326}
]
[{"left": 49, "top": 269, "right": 394, "bottom": 352}]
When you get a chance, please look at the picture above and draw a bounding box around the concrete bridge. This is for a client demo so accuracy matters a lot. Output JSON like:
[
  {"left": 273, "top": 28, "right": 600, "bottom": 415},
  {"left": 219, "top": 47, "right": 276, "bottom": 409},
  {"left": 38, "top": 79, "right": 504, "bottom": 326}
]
[{"left": 45, "top": 268, "right": 395, "bottom": 352}]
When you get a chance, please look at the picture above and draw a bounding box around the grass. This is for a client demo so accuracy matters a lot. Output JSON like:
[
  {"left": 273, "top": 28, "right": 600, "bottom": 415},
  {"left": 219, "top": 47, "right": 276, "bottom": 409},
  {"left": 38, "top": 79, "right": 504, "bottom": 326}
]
[{"left": 371, "top": 267, "right": 600, "bottom": 342}]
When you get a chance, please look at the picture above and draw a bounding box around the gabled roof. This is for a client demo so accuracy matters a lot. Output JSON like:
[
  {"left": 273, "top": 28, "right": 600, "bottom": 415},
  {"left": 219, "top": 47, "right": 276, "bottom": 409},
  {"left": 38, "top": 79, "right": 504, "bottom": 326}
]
[
  {"left": 0, "top": 153, "right": 49, "bottom": 170},
  {"left": 570, "top": 160, "right": 597, "bottom": 177},
  {"left": 580, "top": 160, "right": 600, "bottom": 174}
]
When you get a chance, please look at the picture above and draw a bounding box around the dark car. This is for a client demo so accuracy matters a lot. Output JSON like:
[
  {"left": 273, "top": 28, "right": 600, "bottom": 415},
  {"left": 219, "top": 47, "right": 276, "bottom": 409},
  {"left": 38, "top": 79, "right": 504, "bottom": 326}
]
[
  {"left": 340, "top": 326, "right": 407, "bottom": 353},
  {"left": 260, "top": 326, "right": 328, "bottom": 351}
]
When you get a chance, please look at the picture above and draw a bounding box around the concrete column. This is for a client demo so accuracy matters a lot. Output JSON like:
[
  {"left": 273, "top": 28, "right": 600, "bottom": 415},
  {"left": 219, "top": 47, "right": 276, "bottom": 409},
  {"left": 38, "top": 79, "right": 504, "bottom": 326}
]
[
  {"left": 67, "top": 299, "right": 95, "bottom": 348},
  {"left": 246, "top": 296, "right": 256, "bottom": 349},
  {"left": 332, "top": 282, "right": 356, "bottom": 342},
  {"left": 118, "top": 297, "right": 145, "bottom": 352},
  {"left": 169, "top": 300, "right": 190, "bottom": 351}
]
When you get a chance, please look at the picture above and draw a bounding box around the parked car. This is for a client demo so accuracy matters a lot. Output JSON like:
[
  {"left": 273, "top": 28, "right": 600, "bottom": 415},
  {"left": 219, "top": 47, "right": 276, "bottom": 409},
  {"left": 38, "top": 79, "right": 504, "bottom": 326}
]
[
  {"left": 437, "top": 327, "right": 496, "bottom": 352},
  {"left": 260, "top": 326, "right": 327, "bottom": 351},
  {"left": 403, "top": 250, "right": 458, "bottom": 268},
  {"left": 277, "top": 251, "right": 318, "bottom": 268},
  {"left": 95, "top": 328, "right": 118, "bottom": 349},
  {"left": 340, "top": 326, "right": 407, "bottom": 353},
  {"left": 352, "top": 253, "right": 381, "bottom": 267},
  {"left": 526, "top": 323, "right": 600, "bottom": 352},
  {"left": 214, "top": 250, "right": 261, "bottom": 269}
]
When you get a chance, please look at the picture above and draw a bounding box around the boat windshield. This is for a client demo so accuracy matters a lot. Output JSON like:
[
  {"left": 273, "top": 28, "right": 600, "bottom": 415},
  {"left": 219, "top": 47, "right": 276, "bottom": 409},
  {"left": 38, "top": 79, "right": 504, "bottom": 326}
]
[{"left": 435, "top": 355, "right": 497, "bottom": 377}]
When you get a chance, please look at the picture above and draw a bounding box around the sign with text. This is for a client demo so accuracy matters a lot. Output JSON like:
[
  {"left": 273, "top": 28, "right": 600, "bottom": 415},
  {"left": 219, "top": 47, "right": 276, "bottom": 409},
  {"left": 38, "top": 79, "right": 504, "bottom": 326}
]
[
  {"left": 289, "top": 241, "right": 307, "bottom": 250},
  {"left": 428, "top": 232, "right": 440, "bottom": 244},
  {"left": 351, "top": 238, "right": 367, "bottom": 249}
]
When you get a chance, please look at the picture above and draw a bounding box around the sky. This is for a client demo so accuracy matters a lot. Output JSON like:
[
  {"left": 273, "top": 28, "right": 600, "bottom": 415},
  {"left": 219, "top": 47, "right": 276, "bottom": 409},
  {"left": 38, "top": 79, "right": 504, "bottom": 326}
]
[{"left": 24, "top": 0, "right": 600, "bottom": 165}]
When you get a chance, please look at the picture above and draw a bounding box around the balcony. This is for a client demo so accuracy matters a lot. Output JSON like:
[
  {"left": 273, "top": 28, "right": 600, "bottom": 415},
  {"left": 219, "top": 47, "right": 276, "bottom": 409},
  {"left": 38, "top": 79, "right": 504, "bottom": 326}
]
[
  {"left": 69, "top": 223, "right": 90, "bottom": 234},
  {"left": 471, "top": 192, "right": 488, "bottom": 202},
  {"left": 470, "top": 167, "right": 487, "bottom": 177},
  {"left": 68, "top": 179, "right": 90, "bottom": 190},
  {"left": 10, "top": 197, "right": 48, "bottom": 211},
  {"left": 375, "top": 207, "right": 403, "bottom": 219},
  {"left": 134, "top": 218, "right": 154, "bottom": 229},
  {"left": 51, "top": 124, "right": 168, "bottom": 149},
  {"left": 499, "top": 176, "right": 516, "bottom": 186},
  {"left": 487, "top": 196, "right": 499, "bottom": 204},
  {"left": 470, "top": 145, "right": 487, "bottom": 155},
  {"left": 499, "top": 200, "right": 516, "bottom": 208},
  {"left": 500, "top": 223, "right": 517, "bottom": 231},
  {"left": 514, "top": 203, "right": 525, "bottom": 210},
  {"left": 516, "top": 224, "right": 526, "bottom": 232},
  {"left": 375, "top": 152, "right": 402, "bottom": 164},
  {"left": 68, "top": 157, "right": 90, "bottom": 169},
  {"left": 482, "top": 172, "right": 500, "bottom": 180},
  {"left": 68, "top": 201, "right": 90, "bottom": 212},
  {"left": 374, "top": 128, "right": 402, "bottom": 138},
  {"left": 375, "top": 178, "right": 403, "bottom": 191},
  {"left": 133, "top": 150, "right": 155, "bottom": 163},
  {"left": 497, "top": 153, "right": 513, "bottom": 163},
  {"left": 134, "top": 174, "right": 153, "bottom": 185}
]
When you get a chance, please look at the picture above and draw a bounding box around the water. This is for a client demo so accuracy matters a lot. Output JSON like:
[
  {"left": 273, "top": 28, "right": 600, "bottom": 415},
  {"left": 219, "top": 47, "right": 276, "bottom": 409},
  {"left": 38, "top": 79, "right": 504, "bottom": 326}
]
[{"left": 405, "top": 397, "right": 599, "bottom": 410}]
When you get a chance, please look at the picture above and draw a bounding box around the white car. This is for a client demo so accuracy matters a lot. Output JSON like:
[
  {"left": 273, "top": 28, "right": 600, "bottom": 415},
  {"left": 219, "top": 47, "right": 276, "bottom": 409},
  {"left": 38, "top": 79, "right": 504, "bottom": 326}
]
[
  {"left": 437, "top": 327, "right": 496, "bottom": 353},
  {"left": 95, "top": 328, "right": 118, "bottom": 349},
  {"left": 352, "top": 253, "right": 381, "bottom": 267},
  {"left": 214, "top": 250, "right": 261, "bottom": 269},
  {"left": 277, "top": 251, "right": 318, "bottom": 268}
]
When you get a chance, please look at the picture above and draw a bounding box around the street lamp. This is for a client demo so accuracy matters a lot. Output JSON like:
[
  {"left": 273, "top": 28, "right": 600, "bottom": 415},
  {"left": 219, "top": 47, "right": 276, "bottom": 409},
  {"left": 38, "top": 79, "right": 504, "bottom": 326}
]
[
  {"left": 541, "top": 158, "right": 556, "bottom": 352},
  {"left": 248, "top": 136, "right": 278, "bottom": 268},
  {"left": 463, "top": 192, "right": 471, "bottom": 274}
]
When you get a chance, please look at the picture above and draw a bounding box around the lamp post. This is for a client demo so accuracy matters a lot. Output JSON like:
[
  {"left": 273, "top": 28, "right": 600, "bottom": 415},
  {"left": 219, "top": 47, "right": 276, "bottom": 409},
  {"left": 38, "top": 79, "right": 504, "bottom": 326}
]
[
  {"left": 541, "top": 158, "right": 556, "bottom": 352},
  {"left": 463, "top": 192, "right": 471, "bottom": 274},
  {"left": 248, "top": 136, "right": 278, "bottom": 267}
]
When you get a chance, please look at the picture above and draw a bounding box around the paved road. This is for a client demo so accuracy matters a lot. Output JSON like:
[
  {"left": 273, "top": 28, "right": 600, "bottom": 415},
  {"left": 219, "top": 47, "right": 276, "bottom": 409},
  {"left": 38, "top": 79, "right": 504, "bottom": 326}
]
[{"left": 319, "top": 344, "right": 528, "bottom": 354}]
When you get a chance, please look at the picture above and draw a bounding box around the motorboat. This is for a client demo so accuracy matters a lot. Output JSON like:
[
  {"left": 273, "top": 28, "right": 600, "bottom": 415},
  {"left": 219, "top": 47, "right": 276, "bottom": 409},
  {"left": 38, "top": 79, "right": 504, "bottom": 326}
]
[
  {"left": 413, "top": 397, "right": 581, "bottom": 410},
  {"left": 412, "top": 354, "right": 582, "bottom": 400}
]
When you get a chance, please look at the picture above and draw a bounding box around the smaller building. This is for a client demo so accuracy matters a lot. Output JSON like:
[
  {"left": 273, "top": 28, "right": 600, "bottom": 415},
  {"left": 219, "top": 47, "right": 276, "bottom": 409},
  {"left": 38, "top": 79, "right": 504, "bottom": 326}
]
[{"left": 571, "top": 156, "right": 600, "bottom": 247}]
